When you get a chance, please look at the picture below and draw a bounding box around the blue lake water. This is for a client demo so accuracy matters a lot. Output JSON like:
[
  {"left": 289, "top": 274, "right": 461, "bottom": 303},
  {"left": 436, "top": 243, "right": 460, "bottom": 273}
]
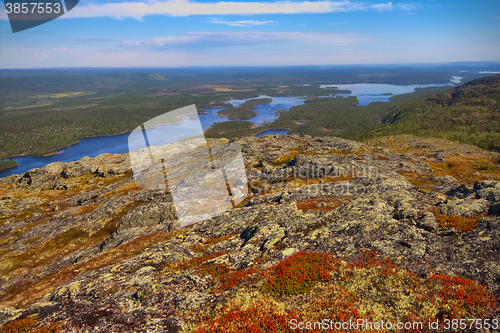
[
  {"left": 199, "top": 95, "right": 305, "bottom": 129},
  {"left": 0, "top": 95, "right": 304, "bottom": 177},
  {"left": 320, "top": 82, "right": 455, "bottom": 106},
  {"left": 0, "top": 82, "right": 456, "bottom": 178},
  {"left": 255, "top": 129, "right": 289, "bottom": 137}
]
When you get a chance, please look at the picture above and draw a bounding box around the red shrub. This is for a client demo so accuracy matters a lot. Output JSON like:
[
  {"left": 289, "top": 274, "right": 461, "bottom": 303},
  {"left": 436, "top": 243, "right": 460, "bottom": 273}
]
[
  {"left": 213, "top": 267, "right": 256, "bottom": 293},
  {"left": 261, "top": 251, "right": 339, "bottom": 296},
  {"left": 193, "top": 304, "right": 300, "bottom": 333}
]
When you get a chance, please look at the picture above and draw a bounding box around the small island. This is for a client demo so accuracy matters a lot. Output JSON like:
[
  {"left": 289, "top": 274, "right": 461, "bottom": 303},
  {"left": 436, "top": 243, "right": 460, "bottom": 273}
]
[
  {"left": 247, "top": 97, "right": 272, "bottom": 105},
  {"left": 0, "top": 160, "right": 18, "bottom": 171},
  {"left": 217, "top": 98, "right": 272, "bottom": 120},
  {"left": 204, "top": 120, "right": 256, "bottom": 137},
  {"left": 381, "top": 92, "right": 393, "bottom": 95},
  {"left": 197, "top": 109, "right": 211, "bottom": 114},
  {"left": 217, "top": 107, "right": 257, "bottom": 119}
]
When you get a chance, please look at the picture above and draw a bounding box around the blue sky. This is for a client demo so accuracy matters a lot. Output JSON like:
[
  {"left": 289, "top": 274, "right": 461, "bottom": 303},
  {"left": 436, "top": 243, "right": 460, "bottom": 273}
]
[{"left": 0, "top": 0, "right": 499, "bottom": 68}]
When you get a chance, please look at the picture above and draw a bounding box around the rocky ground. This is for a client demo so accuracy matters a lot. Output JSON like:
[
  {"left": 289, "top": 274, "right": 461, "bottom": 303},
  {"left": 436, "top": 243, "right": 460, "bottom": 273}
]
[{"left": 0, "top": 134, "right": 499, "bottom": 332}]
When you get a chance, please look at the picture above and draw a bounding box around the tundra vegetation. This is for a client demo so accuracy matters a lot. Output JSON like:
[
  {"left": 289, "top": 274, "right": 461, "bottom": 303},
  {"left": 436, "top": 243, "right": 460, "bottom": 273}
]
[{"left": 0, "top": 132, "right": 499, "bottom": 331}]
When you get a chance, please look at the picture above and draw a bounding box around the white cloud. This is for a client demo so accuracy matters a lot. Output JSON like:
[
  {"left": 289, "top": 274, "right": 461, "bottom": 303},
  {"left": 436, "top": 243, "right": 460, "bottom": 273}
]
[
  {"left": 209, "top": 19, "right": 275, "bottom": 27},
  {"left": 370, "top": 2, "right": 392, "bottom": 11},
  {"left": 59, "top": 0, "right": 364, "bottom": 19},
  {"left": 0, "top": 0, "right": 419, "bottom": 21},
  {"left": 396, "top": 3, "right": 418, "bottom": 11},
  {"left": 58, "top": 38, "right": 120, "bottom": 45},
  {"left": 117, "top": 31, "right": 368, "bottom": 49},
  {"left": 369, "top": 2, "right": 416, "bottom": 12},
  {"left": 49, "top": 0, "right": 417, "bottom": 20}
]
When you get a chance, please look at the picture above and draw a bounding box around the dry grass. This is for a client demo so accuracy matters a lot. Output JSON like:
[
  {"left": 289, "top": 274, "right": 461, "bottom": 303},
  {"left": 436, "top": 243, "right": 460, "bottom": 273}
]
[
  {"left": 1, "top": 226, "right": 190, "bottom": 308},
  {"left": 296, "top": 196, "right": 352, "bottom": 212},
  {"left": 427, "top": 155, "right": 500, "bottom": 185}
]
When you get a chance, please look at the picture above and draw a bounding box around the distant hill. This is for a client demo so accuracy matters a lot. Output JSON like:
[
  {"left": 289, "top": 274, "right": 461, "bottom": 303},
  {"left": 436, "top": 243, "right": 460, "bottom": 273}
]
[
  {"left": 359, "top": 74, "right": 500, "bottom": 152},
  {"left": 0, "top": 72, "right": 172, "bottom": 96}
]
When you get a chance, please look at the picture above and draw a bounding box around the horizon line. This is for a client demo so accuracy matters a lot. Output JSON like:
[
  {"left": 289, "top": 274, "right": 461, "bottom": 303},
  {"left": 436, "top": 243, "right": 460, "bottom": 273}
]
[{"left": 2, "top": 61, "right": 500, "bottom": 71}]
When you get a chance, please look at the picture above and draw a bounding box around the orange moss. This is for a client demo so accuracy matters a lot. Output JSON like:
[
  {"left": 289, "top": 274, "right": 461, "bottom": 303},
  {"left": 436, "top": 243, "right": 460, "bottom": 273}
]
[
  {"left": 73, "top": 201, "right": 100, "bottom": 215},
  {"left": 1, "top": 227, "right": 189, "bottom": 308},
  {"left": 431, "top": 209, "right": 482, "bottom": 233},
  {"left": 273, "top": 148, "right": 300, "bottom": 165},
  {"left": 427, "top": 155, "right": 500, "bottom": 185},
  {"left": 399, "top": 171, "right": 441, "bottom": 192},
  {"left": 213, "top": 267, "right": 256, "bottom": 293},
  {"left": 177, "top": 251, "right": 227, "bottom": 270},
  {"left": 191, "top": 234, "right": 236, "bottom": 253},
  {"left": 197, "top": 262, "right": 232, "bottom": 277},
  {"left": 328, "top": 149, "right": 366, "bottom": 155},
  {"left": 1, "top": 315, "right": 61, "bottom": 333},
  {"left": 296, "top": 196, "right": 351, "bottom": 212},
  {"left": 96, "top": 181, "right": 143, "bottom": 201}
]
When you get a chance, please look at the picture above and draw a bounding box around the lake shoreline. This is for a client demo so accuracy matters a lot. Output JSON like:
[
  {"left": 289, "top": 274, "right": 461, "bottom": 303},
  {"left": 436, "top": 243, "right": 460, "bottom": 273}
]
[
  {"left": 0, "top": 83, "right": 455, "bottom": 177},
  {"left": 1, "top": 116, "right": 196, "bottom": 161}
]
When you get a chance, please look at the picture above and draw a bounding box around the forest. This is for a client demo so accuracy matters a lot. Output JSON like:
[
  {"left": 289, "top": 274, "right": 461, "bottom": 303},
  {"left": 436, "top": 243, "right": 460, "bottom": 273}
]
[
  {"left": 0, "top": 160, "right": 17, "bottom": 171},
  {"left": 204, "top": 86, "right": 453, "bottom": 140},
  {"left": 0, "top": 67, "right": 498, "bottom": 159},
  {"left": 357, "top": 75, "right": 500, "bottom": 152}
]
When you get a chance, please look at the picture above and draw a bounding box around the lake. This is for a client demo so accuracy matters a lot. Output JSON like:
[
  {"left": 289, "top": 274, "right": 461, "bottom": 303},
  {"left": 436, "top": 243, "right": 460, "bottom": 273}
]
[
  {"left": 0, "top": 81, "right": 456, "bottom": 178},
  {"left": 320, "top": 82, "right": 456, "bottom": 106},
  {"left": 255, "top": 129, "right": 289, "bottom": 137},
  {"left": 0, "top": 95, "right": 305, "bottom": 177},
  {"left": 199, "top": 95, "right": 305, "bottom": 129}
]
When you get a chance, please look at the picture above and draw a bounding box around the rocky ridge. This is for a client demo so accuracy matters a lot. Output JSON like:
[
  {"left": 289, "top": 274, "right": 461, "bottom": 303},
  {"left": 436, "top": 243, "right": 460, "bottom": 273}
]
[{"left": 0, "top": 134, "right": 499, "bottom": 332}]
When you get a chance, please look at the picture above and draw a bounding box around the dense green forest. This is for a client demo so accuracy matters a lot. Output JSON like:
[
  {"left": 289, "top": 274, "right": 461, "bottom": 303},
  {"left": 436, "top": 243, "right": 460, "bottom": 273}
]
[
  {"left": 206, "top": 76, "right": 500, "bottom": 154},
  {"left": 1, "top": 67, "right": 498, "bottom": 158},
  {"left": 204, "top": 86, "right": 453, "bottom": 140},
  {"left": 0, "top": 160, "right": 17, "bottom": 171},
  {"left": 217, "top": 107, "right": 257, "bottom": 119},
  {"left": 357, "top": 75, "right": 500, "bottom": 152},
  {"left": 0, "top": 72, "right": 368, "bottom": 158},
  {"left": 204, "top": 121, "right": 256, "bottom": 138}
]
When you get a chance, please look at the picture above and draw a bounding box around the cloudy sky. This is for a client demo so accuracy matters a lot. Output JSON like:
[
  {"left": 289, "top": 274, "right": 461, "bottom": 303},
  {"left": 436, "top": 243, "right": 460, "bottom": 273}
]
[{"left": 0, "top": 0, "right": 499, "bottom": 68}]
